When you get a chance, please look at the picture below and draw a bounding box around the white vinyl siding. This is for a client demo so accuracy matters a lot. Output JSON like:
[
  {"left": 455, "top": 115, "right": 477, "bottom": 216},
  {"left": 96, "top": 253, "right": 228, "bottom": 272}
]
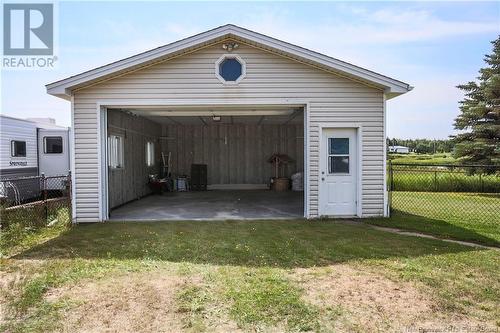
[{"left": 72, "top": 41, "right": 385, "bottom": 222}]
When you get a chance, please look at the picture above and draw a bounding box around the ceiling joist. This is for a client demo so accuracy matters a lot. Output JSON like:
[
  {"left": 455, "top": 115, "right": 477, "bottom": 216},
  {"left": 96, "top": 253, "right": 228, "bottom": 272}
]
[{"left": 129, "top": 109, "right": 295, "bottom": 117}]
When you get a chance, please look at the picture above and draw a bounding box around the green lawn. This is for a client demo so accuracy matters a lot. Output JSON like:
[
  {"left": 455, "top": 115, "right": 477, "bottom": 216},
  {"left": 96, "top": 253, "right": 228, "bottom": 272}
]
[
  {"left": 367, "top": 191, "right": 500, "bottom": 247},
  {"left": 1, "top": 220, "right": 499, "bottom": 332},
  {"left": 1, "top": 206, "right": 72, "bottom": 258}
]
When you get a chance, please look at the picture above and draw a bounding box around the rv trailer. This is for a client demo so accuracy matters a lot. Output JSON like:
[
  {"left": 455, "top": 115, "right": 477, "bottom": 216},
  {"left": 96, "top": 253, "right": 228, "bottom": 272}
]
[{"left": 0, "top": 115, "right": 70, "bottom": 203}]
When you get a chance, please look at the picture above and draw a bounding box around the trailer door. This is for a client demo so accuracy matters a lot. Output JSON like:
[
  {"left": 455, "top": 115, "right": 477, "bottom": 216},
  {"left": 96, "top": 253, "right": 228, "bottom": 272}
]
[{"left": 38, "top": 129, "right": 70, "bottom": 177}]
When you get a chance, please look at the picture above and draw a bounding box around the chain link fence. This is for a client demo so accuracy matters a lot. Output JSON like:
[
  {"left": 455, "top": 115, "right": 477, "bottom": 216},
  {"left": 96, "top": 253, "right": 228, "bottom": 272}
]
[
  {"left": 388, "top": 163, "right": 500, "bottom": 223},
  {"left": 0, "top": 173, "right": 72, "bottom": 230}
]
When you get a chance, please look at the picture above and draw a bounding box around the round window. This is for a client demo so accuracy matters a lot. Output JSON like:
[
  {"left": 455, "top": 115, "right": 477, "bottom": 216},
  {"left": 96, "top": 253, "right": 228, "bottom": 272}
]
[
  {"left": 219, "top": 58, "right": 242, "bottom": 81},
  {"left": 215, "top": 55, "right": 246, "bottom": 84}
]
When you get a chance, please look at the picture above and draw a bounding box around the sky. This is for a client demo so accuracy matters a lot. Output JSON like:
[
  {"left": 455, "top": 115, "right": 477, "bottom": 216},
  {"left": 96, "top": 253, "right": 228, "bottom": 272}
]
[{"left": 1, "top": 1, "right": 499, "bottom": 139}]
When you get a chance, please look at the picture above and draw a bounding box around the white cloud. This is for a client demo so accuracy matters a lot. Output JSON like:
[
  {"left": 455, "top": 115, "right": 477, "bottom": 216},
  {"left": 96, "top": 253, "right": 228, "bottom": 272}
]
[
  {"left": 238, "top": 6, "right": 498, "bottom": 46},
  {"left": 227, "top": 5, "right": 488, "bottom": 138},
  {"left": 387, "top": 78, "right": 465, "bottom": 139}
]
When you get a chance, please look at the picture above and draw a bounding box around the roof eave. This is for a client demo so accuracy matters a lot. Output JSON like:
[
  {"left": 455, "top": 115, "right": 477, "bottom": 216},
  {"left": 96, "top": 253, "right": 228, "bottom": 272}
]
[
  {"left": 46, "top": 25, "right": 235, "bottom": 98},
  {"left": 46, "top": 24, "right": 412, "bottom": 99},
  {"left": 46, "top": 85, "right": 71, "bottom": 100},
  {"left": 384, "top": 85, "right": 413, "bottom": 100}
]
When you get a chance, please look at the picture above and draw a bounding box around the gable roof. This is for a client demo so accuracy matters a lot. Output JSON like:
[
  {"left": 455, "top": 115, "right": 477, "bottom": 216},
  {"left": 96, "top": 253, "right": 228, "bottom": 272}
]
[{"left": 46, "top": 24, "right": 412, "bottom": 100}]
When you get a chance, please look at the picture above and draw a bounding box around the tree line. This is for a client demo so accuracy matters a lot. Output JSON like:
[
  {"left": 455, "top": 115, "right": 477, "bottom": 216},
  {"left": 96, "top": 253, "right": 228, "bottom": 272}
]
[{"left": 386, "top": 138, "right": 454, "bottom": 154}]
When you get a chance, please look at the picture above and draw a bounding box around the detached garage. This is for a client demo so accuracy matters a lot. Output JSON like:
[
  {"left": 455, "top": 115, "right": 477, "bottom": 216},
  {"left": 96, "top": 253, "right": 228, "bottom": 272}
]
[{"left": 46, "top": 24, "right": 411, "bottom": 223}]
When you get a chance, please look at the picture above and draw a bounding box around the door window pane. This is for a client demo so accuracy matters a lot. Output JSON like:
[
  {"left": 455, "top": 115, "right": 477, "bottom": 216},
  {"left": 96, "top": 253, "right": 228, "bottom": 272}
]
[
  {"left": 44, "top": 136, "right": 63, "bottom": 153},
  {"left": 329, "top": 156, "right": 349, "bottom": 174},
  {"left": 329, "top": 138, "right": 349, "bottom": 155}
]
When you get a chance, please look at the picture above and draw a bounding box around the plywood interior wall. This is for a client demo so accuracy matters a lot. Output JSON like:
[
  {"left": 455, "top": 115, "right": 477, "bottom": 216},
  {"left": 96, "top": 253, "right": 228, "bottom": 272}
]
[
  {"left": 160, "top": 124, "right": 304, "bottom": 185},
  {"left": 107, "top": 110, "right": 161, "bottom": 209}
]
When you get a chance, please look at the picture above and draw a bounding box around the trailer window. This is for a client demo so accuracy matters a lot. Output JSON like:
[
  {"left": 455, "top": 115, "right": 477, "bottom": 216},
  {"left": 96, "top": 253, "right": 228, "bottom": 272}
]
[
  {"left": 44, "top": 136, "right": 63, "bottom": 154},
  {"left": 11, "top": 140, "right": 26, "bottom": 157},
  {"left": 108, "top": 135, "right": 124, "bottom": 169},
  {"left": 146, "top": 141, "right": 155, "bottom": 167}
]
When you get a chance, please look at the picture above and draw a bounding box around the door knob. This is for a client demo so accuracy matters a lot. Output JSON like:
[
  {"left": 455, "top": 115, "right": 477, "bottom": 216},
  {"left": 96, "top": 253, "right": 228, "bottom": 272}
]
[{"left": 321, "top": 178, "right": 325, "bottom": 181}]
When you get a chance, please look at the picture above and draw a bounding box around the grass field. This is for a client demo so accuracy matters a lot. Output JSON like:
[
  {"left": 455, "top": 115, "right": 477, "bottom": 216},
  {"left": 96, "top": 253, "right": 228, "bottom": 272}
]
[
  {"left": 367, "top": 191, "right": 500, "bottom": 246},
  {"left": 388, "top": 153, "right": 499, "bottom": 194},
  {"left": 1, "top": 155, "right": 499, "bottom": 332},
  {"left": 1, "top": 220, "right": 499, "bottom": 332},
  {"left": 0, "top": 206, "right": 71, "bottom": 258},
  {"left": 391, "top": 167, "right": 499, "bottom": 193},
  {"left": 384, "top": 154, "right": 499, "bottom": 246},
  {"left": 388, "top": 153, "right": 456, "bottom": 165}
]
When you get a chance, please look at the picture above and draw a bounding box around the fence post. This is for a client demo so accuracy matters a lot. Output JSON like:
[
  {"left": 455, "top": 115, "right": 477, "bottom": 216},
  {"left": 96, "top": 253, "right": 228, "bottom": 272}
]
[
  {"left": 388, "top": 160, "right": 393, "bottom": 217},
  {"left": 67, "top": 171, "right": 72, "bottom": 201},
  {"left": 67, "top": 171, "right": 72, "bottom": 223},
  {"left": 389, "top": 160, "right": 394, "bottom": 191},
  {"left": 434, "top": 170, "right": 438, "bottom": 192},
  {"left": 479, "top": 173, "right": 484, "bottom": 192},
  {"left": 41, "top": 173, "right": 47, "bottom": 223}
]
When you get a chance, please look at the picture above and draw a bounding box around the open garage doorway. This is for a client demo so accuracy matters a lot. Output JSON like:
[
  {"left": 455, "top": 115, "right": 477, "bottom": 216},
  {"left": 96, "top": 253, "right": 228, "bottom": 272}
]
[{"left": 104, "top": 105, "right": 305, "bottom": 221}]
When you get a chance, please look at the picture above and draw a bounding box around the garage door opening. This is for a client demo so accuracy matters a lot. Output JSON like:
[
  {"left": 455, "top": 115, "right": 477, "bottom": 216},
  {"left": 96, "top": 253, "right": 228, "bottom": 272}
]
[{"left": 104, "top": 105, "right": 305, "bottom": 220}]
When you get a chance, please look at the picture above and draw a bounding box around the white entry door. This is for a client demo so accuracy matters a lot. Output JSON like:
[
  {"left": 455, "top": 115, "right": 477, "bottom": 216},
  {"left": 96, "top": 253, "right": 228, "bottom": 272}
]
[{"left": 319, "top": 128, "right": 357, "bottom": 216}]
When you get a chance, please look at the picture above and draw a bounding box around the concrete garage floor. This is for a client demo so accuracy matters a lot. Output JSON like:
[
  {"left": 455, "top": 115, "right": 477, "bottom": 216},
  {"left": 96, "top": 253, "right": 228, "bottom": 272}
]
[{"left": 109, "top": 190, "right": 304, "bottom": 221}]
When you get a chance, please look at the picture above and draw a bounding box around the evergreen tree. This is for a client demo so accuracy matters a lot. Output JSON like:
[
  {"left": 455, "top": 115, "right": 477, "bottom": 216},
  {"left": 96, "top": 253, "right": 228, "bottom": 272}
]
[{"left": 453, "top": 36, "right": 500, "bottom": 167}]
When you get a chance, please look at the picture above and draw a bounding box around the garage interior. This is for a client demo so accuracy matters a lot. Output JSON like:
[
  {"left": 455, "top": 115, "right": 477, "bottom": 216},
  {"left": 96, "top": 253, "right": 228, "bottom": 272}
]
[{"left": 106, "top": 106, "right": 305, "bottom": 220}]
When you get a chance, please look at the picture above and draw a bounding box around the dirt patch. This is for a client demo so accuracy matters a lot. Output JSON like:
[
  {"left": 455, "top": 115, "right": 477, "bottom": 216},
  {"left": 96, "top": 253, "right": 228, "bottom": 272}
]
[
  {"left": 0, "top": 259, "right": 47, "bottom": 327},
  {"left": 293, "top": 264, "right": 493, "bottom": 332},
  {"left": 0, "top": 259, "right": 46, "bottom": 290},
  {"left": 48, "top": 271, "right": 187, "bottom": 333},
  {"left": 46, "top": 271, "right": 243, "bottom": 333},
  {"left": 15, "top": 262, "right": 494, "bottom": 332}
]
